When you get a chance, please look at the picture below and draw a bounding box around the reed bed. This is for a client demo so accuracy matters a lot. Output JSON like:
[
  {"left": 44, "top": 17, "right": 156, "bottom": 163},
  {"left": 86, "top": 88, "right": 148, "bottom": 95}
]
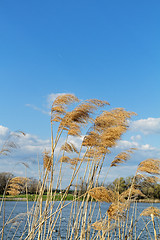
[{"left": 0, "top": 94, "right": 160, "bottom": 239}]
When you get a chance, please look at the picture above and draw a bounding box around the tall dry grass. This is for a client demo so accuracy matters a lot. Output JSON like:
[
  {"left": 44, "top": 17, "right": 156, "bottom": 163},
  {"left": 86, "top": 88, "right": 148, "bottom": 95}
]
[{"left": 0, "top": 94, "right": 160, "bottom": 239}]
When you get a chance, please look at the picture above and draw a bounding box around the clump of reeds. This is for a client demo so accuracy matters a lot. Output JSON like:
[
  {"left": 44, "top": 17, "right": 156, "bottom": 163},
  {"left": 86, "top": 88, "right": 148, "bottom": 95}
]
[
  {"left": 2, "top": 94, "right": 160, "bottom": 240},
  {"left": 88, "top": 187, "right": 117, "bottom": 202},
  {"left": 6, "top": 177, "right": 27, "bottom": 195}
]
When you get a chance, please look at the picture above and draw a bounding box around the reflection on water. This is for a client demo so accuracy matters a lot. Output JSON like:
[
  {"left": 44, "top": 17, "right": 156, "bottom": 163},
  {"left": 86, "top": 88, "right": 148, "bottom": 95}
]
[{"left": 0, "top": 201, "right": 160, "bottom": 239}]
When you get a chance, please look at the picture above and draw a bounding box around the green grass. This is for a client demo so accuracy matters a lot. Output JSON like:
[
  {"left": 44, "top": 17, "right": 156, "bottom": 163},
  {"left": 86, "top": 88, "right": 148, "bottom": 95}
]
[{"left": 0, "top": 193, "right": 74, "bottom": 201}]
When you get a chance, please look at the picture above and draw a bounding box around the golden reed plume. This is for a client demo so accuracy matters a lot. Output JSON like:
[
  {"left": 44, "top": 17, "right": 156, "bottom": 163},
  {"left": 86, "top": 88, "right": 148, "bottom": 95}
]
[
  {"left": 88, "top": 186, "right": 116, "bottom": 202},
  {"left": 7, "top": 177, "right": 27, "bottom": 195},
  {"left": 137, "top": 159, "right": 160, "bottom": 175}
]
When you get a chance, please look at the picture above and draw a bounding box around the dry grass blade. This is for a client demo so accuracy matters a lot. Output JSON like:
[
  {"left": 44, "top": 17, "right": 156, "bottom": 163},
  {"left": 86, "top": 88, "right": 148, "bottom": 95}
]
[
  {"left": 70, "top": 143, "right": 78, "bottom": 153},
  {"left": 88, "top": 187, "right": 116, "bottom": 202},
  {"left": 137, "top": 159, "right": 160, "bottom": 175},
  {"left": 140, "top": 207, "right": 160, "bottom": 217}
]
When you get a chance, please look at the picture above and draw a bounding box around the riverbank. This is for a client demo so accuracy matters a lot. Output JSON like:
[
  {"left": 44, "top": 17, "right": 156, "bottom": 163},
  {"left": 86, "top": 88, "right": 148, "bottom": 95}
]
[{"left": 0, "top": 194, "right": 160, "bottom": 202}]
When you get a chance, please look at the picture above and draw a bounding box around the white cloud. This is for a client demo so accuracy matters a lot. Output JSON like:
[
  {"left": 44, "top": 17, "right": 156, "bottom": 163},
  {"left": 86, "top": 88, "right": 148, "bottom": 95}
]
[
  {"left": 140, "top": 144, "right": 155, "bottom": 151},
  {"left": 0, "top": 124, "right": 84, "bottom": 180},
  {"left": 100, "top": 165, "right": 138, "bottom": 183},
  {"left": 130, "top": 135, "right": 142, "bottom": 141},
  {"left": 116, "top": 139, "right": 158, "bottom": 153},
  {"left": 1, "top": 122, "right": 160, "bottom": 187},
  {"left": 0, "top": 125, "right": 9, "bottom": 137},
  {"left": 116, "top": 140, "right": 139, "bottom": 149},
  {"left": 0, "top": 126, "right": 51, "bottom": 177},
  {"left": 130, "top": 118, "right": 160, "bottom": 135}
]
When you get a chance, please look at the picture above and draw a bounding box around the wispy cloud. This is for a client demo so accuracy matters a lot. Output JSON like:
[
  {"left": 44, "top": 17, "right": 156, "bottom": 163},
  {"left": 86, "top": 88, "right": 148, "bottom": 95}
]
[
  {"left": 26, "top": 104, "right": 50, "bottom": 115},
  {"left": 130, "top": 118, "right": 160, "bottom": 135},
  {"left": 26, "top": 92, "right": 72, "bottom": 115}
]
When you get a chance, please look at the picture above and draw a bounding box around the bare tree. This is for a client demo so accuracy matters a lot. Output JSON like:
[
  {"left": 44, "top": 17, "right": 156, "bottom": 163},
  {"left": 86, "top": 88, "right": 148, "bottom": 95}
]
[{"left": 0, "top": 172, "right": 13, "bottom": 194}]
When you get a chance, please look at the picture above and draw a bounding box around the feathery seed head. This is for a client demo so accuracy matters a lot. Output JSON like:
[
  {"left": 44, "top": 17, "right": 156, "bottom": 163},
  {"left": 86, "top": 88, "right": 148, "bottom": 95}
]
[
  {"left": 140, "top": 207, "right": 160, "bottom": 217},
  {"left": 61, "top": 142, "right": 79, "bottom": 153},
  {"left": 91, "top": 221, "right": 117, "bottom": 232},
  {"left": 51, "top": 94, "right": 79, "bottom": 122},
  {"left": 107, "top": 202, "right": 127, "bottom": 220},
  {"left": 52, "top": 94, "right": 79, "bottom": 107},
  {"left": 43, "top": 150, "right": 52, "bottom": 171},
  {"left": 120, "top": 187, "right": 145, "bottom": 201},
  {"left": 111, "top": 148, "right": 135, "bottom": 167},
  {"left": 137, "top": 159, "right": 160, "bottom": 175},
  {"left": 88, "top": 187, "right": 116, "bottom": 202},
  {"left": 86, "top": 99, "right": 109, "bottom": 107},
  {"left": 59, "top": 156, "right": 70, "bottom": 163}
]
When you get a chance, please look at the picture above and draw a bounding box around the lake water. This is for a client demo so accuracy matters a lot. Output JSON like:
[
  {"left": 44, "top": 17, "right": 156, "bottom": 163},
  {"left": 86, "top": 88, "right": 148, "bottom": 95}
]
[{"left": 0, "top": 201, "right": 160, "bottom": 239}]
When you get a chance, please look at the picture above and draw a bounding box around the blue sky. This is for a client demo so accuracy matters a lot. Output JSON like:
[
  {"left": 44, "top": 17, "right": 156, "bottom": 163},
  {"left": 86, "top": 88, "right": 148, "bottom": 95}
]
[{"left": 0, "top": 1, "right": 160, "bottom": 184}]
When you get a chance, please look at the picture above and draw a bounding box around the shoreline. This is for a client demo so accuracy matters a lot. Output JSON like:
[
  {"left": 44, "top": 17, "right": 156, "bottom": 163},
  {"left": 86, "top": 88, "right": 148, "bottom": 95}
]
[{"left": 0, "top": 197, "right": 160, "bottom": 203}]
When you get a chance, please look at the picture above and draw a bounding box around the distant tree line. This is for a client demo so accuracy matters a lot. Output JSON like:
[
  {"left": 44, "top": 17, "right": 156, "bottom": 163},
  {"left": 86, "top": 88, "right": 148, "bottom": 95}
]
[
  {"left": 106, "top": 176, "right": 160, "bottom": 199},
  {"left": 0, "top": 172, "right": 40, "bottom": 195},
  {"left": 72, "top": 176, "right": 160, "bottom": 200},
  {"left": 1, "top": 172, "right": 160, "bottom": 199}
]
